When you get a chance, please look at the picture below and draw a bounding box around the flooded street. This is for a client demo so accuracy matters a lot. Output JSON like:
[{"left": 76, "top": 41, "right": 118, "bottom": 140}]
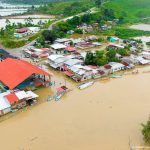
[{"left": 0, "top": 67, "right": 150, "bottom": 149}]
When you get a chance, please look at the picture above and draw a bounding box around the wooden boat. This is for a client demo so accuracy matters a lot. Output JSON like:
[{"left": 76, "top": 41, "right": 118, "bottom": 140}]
[
  {"left": 78, "top": 81, "right": 94, "bottom": 90},
  {"left": 111, "top": 74, "right": 122, "bottom": 78},
  {"left": 55, "top": 93, "right": 64, "bottom": 101},
  {"left": 55, "top": 86, "right": 68, "bottom": 101}
]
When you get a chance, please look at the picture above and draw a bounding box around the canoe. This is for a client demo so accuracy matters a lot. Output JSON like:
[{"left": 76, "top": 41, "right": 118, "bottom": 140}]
[
  {"left": 111, "top": 74, "right": 122, "bottom": 78},
  {"left": 78, "top": 81, "right": 94, "bottom": 90},
  {"left": 55, "top": 93, "right": 64, "bottom": 101}
]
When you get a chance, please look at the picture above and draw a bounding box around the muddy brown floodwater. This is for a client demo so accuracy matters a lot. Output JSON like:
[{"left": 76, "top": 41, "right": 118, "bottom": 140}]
[{"left": 1, "top": 67, "right": 150, "bottom": 150}]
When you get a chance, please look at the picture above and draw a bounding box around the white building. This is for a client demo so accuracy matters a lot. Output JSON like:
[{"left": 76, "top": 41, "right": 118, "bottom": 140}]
[
  {"left": 50, "top": 43, "right": 66, "bottom": 54},
  {"left": 141, "top": 51, "right": 150, "bottom": 60},
  {"left": 28, "top": 27, "right": 40, "bottom": 33},
  {"left": 109, "top": 62, "right": 125, "bottom": 73},
  {"left": 0, "top": 91, "right": 11, "bottom": 115},
  {"left": 69, "top": 65, "right": 93, "bottom": 82},
  {"left": 64, "top": 59, "right": 83, "bottom": 67},
  {"left": 135, "top": 56, "right": 150, "bottom": 65},
  {"left": 48, "top": 55, "right": 68, "bottom": 69},
  {"left": 55, "top": 38, "right": 72, "bottom": 46}
]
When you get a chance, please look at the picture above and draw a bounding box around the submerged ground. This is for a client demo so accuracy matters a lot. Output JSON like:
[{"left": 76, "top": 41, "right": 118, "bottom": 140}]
[{"left": 0, "top": 67, "right": 150, "bottom": 150}]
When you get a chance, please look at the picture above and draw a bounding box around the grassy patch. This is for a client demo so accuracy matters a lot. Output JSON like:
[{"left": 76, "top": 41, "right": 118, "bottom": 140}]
[
  {"left": 2, "top": 39, "right": 26, "bottom": 48},
  {"left": 105, "top": 0, "right": 150, "bottom": 23},
  {"left": 114, "top": 28, "right": 150, "bottom": 39}
]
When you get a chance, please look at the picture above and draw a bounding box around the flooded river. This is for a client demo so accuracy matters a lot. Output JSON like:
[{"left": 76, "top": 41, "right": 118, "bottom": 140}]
[
  {"left": 0, "top": 67, "right": 150, "bottom": 149},
  {"left": 0, "top": 1, "right": 49, "bottom": 29},
  {"left": 0, "top": 1, "right": 31, "bottom": 16}
]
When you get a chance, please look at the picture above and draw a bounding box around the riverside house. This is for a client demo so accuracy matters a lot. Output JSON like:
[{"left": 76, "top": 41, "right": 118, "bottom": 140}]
[
  {"left": 0, "top": 91, "right": 11, "bottom": 115},
  {"left": 109, "top": 62, "right": 125, "bottom": 73},
  {"left": 24, "top": 47, "right": 50, "bottom": 59},
  {"left": 69, "top": 65, "right": 93, "bottom": 82},
  {"left": 141, "top": 51, "right": 150, "bottom": 60},
  {"left": 0, "top": 90, "right": 39, "bottom": 116},
  {"left": 14, "top": 27, "right": 40, "bottom": 38},
  {"left": 48, "top": 54, "right": 69, "bottom": 69},
  {"left": 67, "top": 65, "right": 101, "bottom": 82},
  {"left": 0, "top": 58, "right": 52, "bottom": 91},
  {"left": 55, "top": 38, "right": 72, "bottom": 46},
  {"left": 4, "top": 90, "right": 39, "bottom": 110},
  {"left": 50, "top": 43, "right": 66, "bottom": 54}
]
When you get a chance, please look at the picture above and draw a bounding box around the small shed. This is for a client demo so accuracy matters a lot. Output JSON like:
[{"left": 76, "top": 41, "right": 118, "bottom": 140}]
[
  {"left": 50, "top": 43, "right": 66, "bottom": 54},
  {"left": 0, "top": 91, "right": 11, "bottom": 115}
]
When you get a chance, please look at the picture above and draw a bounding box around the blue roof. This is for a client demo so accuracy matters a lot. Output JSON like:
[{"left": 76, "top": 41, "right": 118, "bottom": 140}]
[{"left": 0, "top": 49, "right": 9, "bottom": 55}]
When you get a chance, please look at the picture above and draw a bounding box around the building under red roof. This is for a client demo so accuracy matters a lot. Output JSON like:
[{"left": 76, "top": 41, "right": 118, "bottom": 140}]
[
  {"left": 104, "top": 64, "right": 112, "bottom": 69},
  {"left": 0, "top": 58, "right": 52, "bottom": 89},
  {"left": 65, "top": 46, "right": 76, "bottom": 52},
  {"left": 16, "top": 28, "right": 29, "bottom": 33},
  {"left": 40, "top": 48, "right": 50, "bottom": 52},
  {"left": 63, "top": 71, "right": 74, "bottom": 77},
  {"left": 5, "top": 93, "right": 19, "bottom": 104}
]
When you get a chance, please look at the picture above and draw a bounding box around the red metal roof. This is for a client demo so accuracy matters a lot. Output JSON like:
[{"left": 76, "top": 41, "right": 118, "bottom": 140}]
[
  {"left": 104, "top": 64, "right": 112, "bottom": 69},
  {"left": 16, "top": 28, "right": 29, "bottom": 33},
  {"left": 57, "top": 87, "right": 65, "bottom": 93},
  {"left": 5, "top": 93, "right": 19, "bottom": 104},
  {"left": 65, "top": 46, "right": 76, "bottom": 52},
  {"left": 40, "top": 48, "right": 49, "bottom": 52},
  {"left": 0, "top": 58, "right": 52, "bottom": 89},
  {"left": 122, "top": 62, "right": 129, "bottom": 66},
  {"left": 88, "top": 65, "right": 97, "bottom": 69},
  {"left": 63, "top": 71, "right": 73, "bottom": 77},
  {"left": 98, "top": 70, "right": 105, "bottom": 75}
]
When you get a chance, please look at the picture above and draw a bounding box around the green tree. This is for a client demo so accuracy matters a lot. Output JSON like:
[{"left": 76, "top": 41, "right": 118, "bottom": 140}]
[
  {"left": 85, "top": 52, "right": 95, "bottom": 65},
  {"left": 25, "top": 17, "right": 33, "bottom": 26},
  {"left": 95, "top": 50, "right": 108, "bottom": 66},
  {"left": 107, "top": 48, "right": 119, "bottom": 62},
  {"left": 5, "top": 19, "right": 11, "bottom": 25},
  {"left": 94, "top": 0, "right": 105, "bottom": 7},
  {"left": 102, "top": 8, "right": 116, "bottom": 20},
  {"left": 42, "top": 30, "right": 57, "bottom": 43},
  {"left": 57, "top": 22, "right": 72, "bottom": 33},
  {"left": 67, "top": 16, "right": 81, "bottom": 27},
  {"left": 81, "top": 14, "right": 91, "bottom": 24},
  {"left": 118, "top": 48, "right": 129, "bottom": 56},
  {"left": 0, "top": 28, "right": 5, "bottom": 37}
]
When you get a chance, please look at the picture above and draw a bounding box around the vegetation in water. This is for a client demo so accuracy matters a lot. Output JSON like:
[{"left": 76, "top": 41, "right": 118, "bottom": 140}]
[
  {"left": 142, "top": 117, "right": 150, "bottom": 144},
  {"left": 146, "top": 41, "right": 150, "bottom": 46},
  {"left": 114, "top": 28, "right": 150, "bottom": 39}
]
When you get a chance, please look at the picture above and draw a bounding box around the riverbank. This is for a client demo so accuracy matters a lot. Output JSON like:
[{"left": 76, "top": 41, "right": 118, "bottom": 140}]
[
  {"left": 2, "top": 14, "right": 56, "bottom": 19},
  {"left": 0, "top": 66, "right": 150, "bottom": 149}
]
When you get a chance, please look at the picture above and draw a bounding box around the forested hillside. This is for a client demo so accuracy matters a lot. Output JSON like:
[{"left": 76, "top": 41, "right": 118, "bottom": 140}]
[
  {"left": 105, "top": 0, "right": 150, "bottom": 22},
  {"left": 33, "top": 0, "right": 93, "bottom": 16}
]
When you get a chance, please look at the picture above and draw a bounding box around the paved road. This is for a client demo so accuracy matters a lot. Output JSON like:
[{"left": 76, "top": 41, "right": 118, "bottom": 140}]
[
  {"left": 7, "top": 40, "right": 36, "bottom": 58},
  {"left": 48, "top": 8, "right": 97, "bottom": 30}
]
